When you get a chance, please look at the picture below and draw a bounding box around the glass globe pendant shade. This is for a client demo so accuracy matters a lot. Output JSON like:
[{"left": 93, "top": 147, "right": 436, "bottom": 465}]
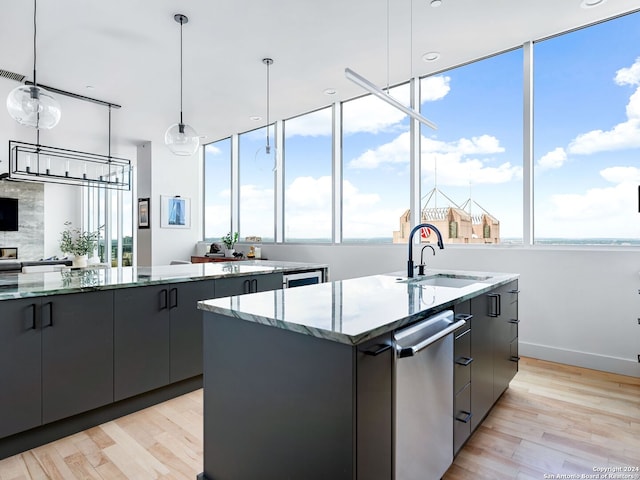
[
  {"left": 164, "top": 122, "right": 199, "bottom": 156},
  {"left": 6, "top": 84, "right": 61, "bottom": 129}
]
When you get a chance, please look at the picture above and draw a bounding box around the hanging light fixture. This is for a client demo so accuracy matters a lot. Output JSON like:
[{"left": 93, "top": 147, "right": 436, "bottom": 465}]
[
  {"left": 6, "top": 0, "right": 61, "bottom": 129},
  {"left": 165, "top": 13, "right": 199, "bottom": 156},
  {"left": 263, "top": 58, "right": 274, "bottom": 154}
]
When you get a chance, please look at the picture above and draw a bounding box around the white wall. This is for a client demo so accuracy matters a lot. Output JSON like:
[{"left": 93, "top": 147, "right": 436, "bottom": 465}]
[
  {"left": 138, "top": 142, "right": 202, "bottom": 266},
  {"left": 258, "top": 243, "right": 640, "bottom": 377}
]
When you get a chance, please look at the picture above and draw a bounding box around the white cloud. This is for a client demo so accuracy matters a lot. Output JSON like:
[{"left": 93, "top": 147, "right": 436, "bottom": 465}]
[
  {"left": 421, "top": 76, "right": 451, "bottom": 102},
  {"left": 347, "top": 129, "right": 519, "bottom": 186},
  {"left": 342, "top": 91, "right": 408, "bottom": 135},
  {"left": 566, "top": 57, "right": 640, "bottom": 155},
  {"left": 205, "top": 144, "right": 222, "bottom": 155},
  {"left": 284, "top": 108, "right": 332, "bottom": 137},
  {"left": 348, "top": 131, "right": 411, "bottom": 169},
  {"left": 283, "top": 176, "right": 404, "bottom": 238},
  {"left": 537, "top": 166, "right": 640, "bottom": 238},
  {"left": 615, "top": 58, "right": 640, "bottom": 86},
  {"left": 538, "top": 147, "right": 567, "bottom": 170}
]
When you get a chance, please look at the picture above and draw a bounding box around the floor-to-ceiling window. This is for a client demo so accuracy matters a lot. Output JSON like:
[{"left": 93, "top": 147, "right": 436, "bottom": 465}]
[
  {"left": 239, "top": 126, "right": 275, "bottom": 242},
  {"left": 342, "top": 83, "right": 411, "bottom": 243},
  {"left": 283, "top": 106, "right": 333, "bottom": 242},
  {"left": 420, "top": 49, "right": 523, "bottom": 245},
  {"left": 204, "top": 138, "right": 232, "bottom": 243},
  {"left": 534, "top": 12, "right": 640, "bottom": 245}
]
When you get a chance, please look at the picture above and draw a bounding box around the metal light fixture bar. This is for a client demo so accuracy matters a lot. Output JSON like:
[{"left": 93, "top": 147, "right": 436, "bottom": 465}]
[
  {"left": 24, "top": 80, "right": 121, "bottom": 109},
  {"left": 8, "top": 140, "right": 131, "bottom": 191},
  {"left": 345, "top": 67, "right": 438, "bottom": 130}
]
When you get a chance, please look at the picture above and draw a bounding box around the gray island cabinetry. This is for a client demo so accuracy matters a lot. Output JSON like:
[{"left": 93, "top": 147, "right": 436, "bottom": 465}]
[
  {"left": 198, "top": 270, "right": 519, "bottom": 480},
  {"left": 0, "top": 291, "right": 113, "bottom": 438},
  {"left": 0, "top": 262, "right": 322, "bottom": 460}
]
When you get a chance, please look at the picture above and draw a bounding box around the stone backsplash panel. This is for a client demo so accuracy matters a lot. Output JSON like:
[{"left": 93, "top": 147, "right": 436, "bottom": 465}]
[{"left": 0, "top": 181, "right": 44, "bottom": 260}]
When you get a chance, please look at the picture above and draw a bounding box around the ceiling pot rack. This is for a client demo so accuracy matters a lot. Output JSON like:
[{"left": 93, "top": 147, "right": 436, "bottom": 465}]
[{"left": 7, "top": 85, "right": 131, "bottom": 191}]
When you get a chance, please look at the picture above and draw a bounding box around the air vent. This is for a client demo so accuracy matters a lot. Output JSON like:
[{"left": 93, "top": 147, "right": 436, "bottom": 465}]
[{"left": 0, "top": 69, "right": 26, "bottom": 82}]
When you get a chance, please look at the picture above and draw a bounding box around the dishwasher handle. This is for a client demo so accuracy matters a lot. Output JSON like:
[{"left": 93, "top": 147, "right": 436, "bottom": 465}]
[{"left": 395, "top": 310, "right": 466, "bottom": 358}]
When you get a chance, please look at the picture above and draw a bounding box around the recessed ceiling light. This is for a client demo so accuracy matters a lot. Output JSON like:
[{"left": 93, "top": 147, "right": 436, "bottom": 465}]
[
  {"left": 324, "top": 88, "right": 337, "bottom": 96},
  {"left": 85, "top": 85, "right": 95, "bottom": 90},
  {"left": 250, "top": 116, "right": 262, "bottom": 121},
  {"left": 422, "top": 52, "right": 441, "bottom": 62},
  {"left": 580, "top": 0, "right": 605, "bottom": 8},
  {"left": 199, "top": 135, "right": 207, "bottom": 139},
  {"left": 430, "top": 0, "right": 442, "bottom": 7}
]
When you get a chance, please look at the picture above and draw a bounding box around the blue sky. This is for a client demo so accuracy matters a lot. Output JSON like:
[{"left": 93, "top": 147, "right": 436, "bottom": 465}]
[{"left": 205, "top": 10, "right": 640, "bottom": 242}]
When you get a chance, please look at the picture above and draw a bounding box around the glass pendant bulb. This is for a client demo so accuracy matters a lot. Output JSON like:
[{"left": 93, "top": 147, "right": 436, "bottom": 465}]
[
  {"left": 165, "top": 122, "right": 199, "bottom": 156},
  {"left": 7, "top": 84, "right": 61, "bottom": 130}
]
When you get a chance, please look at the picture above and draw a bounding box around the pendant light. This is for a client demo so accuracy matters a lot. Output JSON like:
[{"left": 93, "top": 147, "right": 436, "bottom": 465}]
[
  {"left": 164, "top": 13, "right": 199, "bottom": 156},
  {"left": 6, "top": 0, "right": 61, "bottom": 129},
  {"left": 263, "top": 58, "right": 273, "bottom": 154}
]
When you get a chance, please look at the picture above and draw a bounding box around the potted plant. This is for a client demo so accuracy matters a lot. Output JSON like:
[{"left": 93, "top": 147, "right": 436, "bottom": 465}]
[
  {"left": 221, "top": 231, "right": 239, "bottom": 258},
  {"left": 59, "top": 221, "right": 103, "bottom": 268}
]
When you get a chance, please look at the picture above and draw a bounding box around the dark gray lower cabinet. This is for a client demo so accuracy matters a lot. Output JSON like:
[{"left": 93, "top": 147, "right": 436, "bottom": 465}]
[
  {"left": 0, "top": 298, "right": 42, "bottom": 438},
  {"left": 42, "top": 291, "right": 114, "bottom": 423},
  {"left": 213, "top": 273, "right": 283, "bottom": 298},
  {"left": 468, "top": 280, "right": 519, "bottom": 433},
  {"left": 114, "top": 285, "right": 171, "bottom": 401},
  {"left": 0, "top": 291, "right": 114, "bottom": 437},
  {"left": 169, "top": 280, "right": 215, "bottom": 382}
]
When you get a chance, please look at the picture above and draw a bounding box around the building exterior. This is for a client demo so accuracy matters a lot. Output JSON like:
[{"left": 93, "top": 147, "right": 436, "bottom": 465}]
[{"left": 393, "top": 202, "right": 500, "bottom": 244}]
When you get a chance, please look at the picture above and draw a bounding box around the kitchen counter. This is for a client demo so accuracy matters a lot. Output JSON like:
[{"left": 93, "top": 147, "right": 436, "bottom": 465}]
[
  {"left": 198, "top": 268, "right": 519, "bottom": 480},
  {"left": 198, "top": 268, "right": 518, "bottom": 346},
  {"left": 0, "top": 260, "right": 328, "bottom": 301}
]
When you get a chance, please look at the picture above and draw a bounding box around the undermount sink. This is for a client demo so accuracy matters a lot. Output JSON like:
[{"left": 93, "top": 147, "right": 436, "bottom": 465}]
[{"left": 397, "top": 273, "right": 493, "bottom": 288}]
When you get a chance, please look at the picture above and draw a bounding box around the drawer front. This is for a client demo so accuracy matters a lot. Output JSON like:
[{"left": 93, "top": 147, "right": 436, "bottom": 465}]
[
  {"left": 454, "top": 328, "right": 472, "bottom": 394},
  {"left": 453, "top": 382, "right": 472, "bottom": 455}
]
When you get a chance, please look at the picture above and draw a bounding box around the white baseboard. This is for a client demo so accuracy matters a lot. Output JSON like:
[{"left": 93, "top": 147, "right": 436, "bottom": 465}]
[{"left": 519, "top": 342, "right": 640, "bottom": 378}]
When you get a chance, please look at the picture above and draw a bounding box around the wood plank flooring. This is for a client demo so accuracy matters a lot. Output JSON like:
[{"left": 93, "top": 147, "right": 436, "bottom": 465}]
[{"left": 0, "top": 357, "right": 638, "bottom": 479}]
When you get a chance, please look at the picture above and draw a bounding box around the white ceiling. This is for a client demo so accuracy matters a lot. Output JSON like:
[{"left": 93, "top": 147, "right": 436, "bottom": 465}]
[{"left": 1, "top": 0, "right": 640, "bottom": 156}]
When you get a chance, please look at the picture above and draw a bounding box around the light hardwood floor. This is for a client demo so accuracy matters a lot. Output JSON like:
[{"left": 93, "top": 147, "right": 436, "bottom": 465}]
[{"left": 0, "top": 357, "right": 638, "bottom": 480}]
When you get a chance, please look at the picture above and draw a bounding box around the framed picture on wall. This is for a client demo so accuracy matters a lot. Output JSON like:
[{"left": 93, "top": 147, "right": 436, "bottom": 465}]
[
  {"left": 160, "top": 195, "right": 191, "bottom": 229},
  {"left": 138, "top": 198, "right": 150, "bottom": 229}
]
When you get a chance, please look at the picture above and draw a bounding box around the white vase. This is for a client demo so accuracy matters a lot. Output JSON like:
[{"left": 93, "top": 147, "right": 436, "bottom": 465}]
[
  {"left": 224, "top": 248, "right": 235, "bottom": 258},
  {"left": 72, "top": 254, "right": 88, "bottom": 268}
]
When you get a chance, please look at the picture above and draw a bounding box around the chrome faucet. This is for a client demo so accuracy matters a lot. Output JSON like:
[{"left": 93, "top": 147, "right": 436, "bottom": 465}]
[{"left": 407, "top": 223, "right": 444, "bottom": 278}]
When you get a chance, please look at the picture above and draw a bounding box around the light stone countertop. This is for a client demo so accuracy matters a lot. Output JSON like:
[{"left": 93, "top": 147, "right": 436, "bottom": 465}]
[
  {"left": 0, "top": 261, "right": 328, "bottom": 301},
  {"left": 198, "top": 269, "right": 519, "bottom": 346}
]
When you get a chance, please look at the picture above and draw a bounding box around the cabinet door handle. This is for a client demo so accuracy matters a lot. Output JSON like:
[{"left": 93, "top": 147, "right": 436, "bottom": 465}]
[
  {"left": 508, "top": 289, "right": 520, "bottom": 294},
  {"left": 169, "top": 288, "right": 178, "bottom": 309},
  {"left": 43, "top": 302, "right": 53, "bottom": 328},
  {"left": 455, "top": 411, "right": 472, "bottom": 423},
  {"left": 160, "top": 289, "right": 168, "bottom": 310},
  {"left": 361, "top": 344, "right": 391, "bottom": 356},
  {"left": 29, "top": 303, "right": 37, "bottom": 329},
  {"left": 455, "top": 356, "right": 474, "bottom": 366},
  {"left": 243, "top": 279, "right": 250, "bottom": 294},
  {"left": 508, "top": 318, "right": 519, "bottom": 324},
  {"left": 488, "top": 293, "right": 500, "bottom": 317},
  {"left": 455, "top": 313, "right": 473, "bottom": 322},
  {"left": 510, "top": 356, "right": 521, "bottom": 362},
  {"left": 251, "top": 278, "right": 258, "bottom": 293}
]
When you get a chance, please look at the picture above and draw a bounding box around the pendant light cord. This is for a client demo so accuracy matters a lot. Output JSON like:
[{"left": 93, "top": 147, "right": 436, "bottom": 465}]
[
  {"left": 266, "top": 60, "right": 270, "bottom": 151},
  {"left": 179, "top": 16, "right": 184, "bottom": 126},
  {"left": 386, "top": 0, "right": 390, "bottom": 93},
  {"left": 33, "top": 0, "right": 37, "bottom": 87}
]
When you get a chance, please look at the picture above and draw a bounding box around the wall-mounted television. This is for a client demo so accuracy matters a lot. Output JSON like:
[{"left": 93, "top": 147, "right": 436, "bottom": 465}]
[{"left": 0, "top": 197, "right": 18, "bottom": 231}]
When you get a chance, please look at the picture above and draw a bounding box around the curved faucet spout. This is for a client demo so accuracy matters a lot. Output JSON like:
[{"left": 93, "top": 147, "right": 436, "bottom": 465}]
[{"left": 407, "top": 223, "right": 444, "bottom": 278}]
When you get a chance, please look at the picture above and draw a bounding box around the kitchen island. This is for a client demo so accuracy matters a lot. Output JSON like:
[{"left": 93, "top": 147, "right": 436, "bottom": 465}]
[
  {"left": 198, "top": 269, "right": 519, "bottom": 480},
  {"left": 0, "top": 260, "right": 327, "bottom": 459}
]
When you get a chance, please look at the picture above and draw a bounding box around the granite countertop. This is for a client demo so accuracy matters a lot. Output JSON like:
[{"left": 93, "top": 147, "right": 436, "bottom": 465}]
[
  {"left": 0, "top": 261, "right": 328, "bottom": 301},
  {"left": 198, "top": 269, "right": 519, "bottom": 346}
]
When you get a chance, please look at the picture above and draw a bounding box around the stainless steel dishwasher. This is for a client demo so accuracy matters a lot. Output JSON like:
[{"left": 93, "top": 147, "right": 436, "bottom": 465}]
[{"left": 394, "top": 310, "right": 466, "bottom": 480}]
